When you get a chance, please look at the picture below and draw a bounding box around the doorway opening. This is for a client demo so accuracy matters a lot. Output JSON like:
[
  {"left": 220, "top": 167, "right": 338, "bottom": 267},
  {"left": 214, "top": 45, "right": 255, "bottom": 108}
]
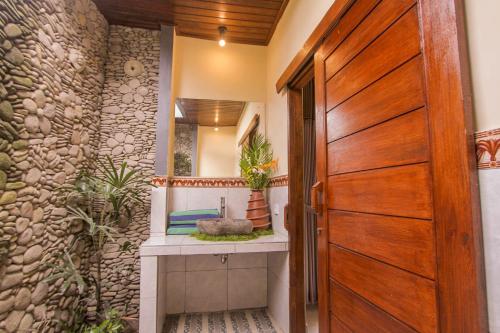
[
  {"left": 302, "top": 78, "right": 318, "bottom": 332},
  {"left": 287, "top": 61, "right": 324, "bottom": 333}
]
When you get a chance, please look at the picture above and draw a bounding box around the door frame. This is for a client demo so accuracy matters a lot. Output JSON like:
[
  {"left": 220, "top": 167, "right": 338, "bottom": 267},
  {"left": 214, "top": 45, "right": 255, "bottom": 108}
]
[
  {"left": 285, "top": 0, "right": 488, "bottom": 332},
  {"left": 287, "top": 62, "right": 315, "bottom": 333}
]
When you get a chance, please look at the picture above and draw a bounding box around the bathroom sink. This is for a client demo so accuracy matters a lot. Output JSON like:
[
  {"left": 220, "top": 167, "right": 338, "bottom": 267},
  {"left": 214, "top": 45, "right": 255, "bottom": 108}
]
[{"left": 197, "top": 218, "right": 253, "bottom": 236}]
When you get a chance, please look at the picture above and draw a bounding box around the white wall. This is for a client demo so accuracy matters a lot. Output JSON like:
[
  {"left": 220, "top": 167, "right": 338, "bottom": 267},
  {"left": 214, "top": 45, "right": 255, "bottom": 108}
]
[
  {"left": 266, "top": 0, "right": 335, "bottom": 175},
  {"left": 197, "top": 126, "right": 238, "bottom": 177},
  {"left": 465, "top": 1, "right": 500, "bottom": 331}
]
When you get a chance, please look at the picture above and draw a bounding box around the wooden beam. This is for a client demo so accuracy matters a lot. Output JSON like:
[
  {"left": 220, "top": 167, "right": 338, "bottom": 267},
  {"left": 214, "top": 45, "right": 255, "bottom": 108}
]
[
  {"left": 275, "top": 0, "right": 354, "bottom": 93},
  {"left": 419, "top": 0, "right": 488, "bottom": 331},
  {"left": 287, "top": 87, "right": 305, "bottom": 333}
]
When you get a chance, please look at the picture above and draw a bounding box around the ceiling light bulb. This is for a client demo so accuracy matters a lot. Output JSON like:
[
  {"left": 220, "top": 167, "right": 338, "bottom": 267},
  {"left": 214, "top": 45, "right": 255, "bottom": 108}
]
[
  {"left": 218, "top": 26, "right": 227, "bottom": 47},
  {"left": 214, "top": 127, "right": 219, "bottom": 131}
]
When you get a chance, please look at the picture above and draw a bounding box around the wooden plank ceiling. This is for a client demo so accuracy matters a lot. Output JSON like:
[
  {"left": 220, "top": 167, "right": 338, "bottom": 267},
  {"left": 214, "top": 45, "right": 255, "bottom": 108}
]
[
  {"left": 176, "top": 98, "right": 246, "bottom": 126},
  {"left": 93, "top": 0, "right": 289, "bottom": 45}
]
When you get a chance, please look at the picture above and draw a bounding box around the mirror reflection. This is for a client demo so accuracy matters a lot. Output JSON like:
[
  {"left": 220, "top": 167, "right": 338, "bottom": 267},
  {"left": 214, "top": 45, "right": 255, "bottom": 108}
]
[{"left": 173, "top": 98, "right": 265, "bottom": 177}]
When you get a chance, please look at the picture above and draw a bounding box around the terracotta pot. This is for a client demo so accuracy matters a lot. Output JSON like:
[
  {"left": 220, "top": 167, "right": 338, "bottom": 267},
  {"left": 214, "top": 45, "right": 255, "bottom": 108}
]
[{"left": 246, "top": 190, "right": 270, "bottom": 229}]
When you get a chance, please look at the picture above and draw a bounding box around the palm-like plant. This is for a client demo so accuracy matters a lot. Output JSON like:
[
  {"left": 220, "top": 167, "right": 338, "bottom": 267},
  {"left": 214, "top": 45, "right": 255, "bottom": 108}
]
[
  {"left": 50, "top": 156, "right": 150, "bottom": 321},
  {"left": 239, "top": 134, "right": 276, "bottom": 190}
]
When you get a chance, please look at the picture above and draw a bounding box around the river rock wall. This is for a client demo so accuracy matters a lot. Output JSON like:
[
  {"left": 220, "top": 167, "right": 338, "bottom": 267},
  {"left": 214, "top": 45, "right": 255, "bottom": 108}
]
[
  {"left": 96, "top": 25, "right": 160, "bottom": 317},
  {"left": 0, "top": 0, "right": 108, "bottom": 331}
]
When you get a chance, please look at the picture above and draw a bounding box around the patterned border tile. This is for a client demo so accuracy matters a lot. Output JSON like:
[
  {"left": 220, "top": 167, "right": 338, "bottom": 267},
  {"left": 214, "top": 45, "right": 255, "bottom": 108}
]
[
  {"left": 151, "top": 175, "right": 289, "bottom": 188},
  {"left": 169, "top": 177, "right": 247, "bottom": 188},
  {"left": 475, "top": 128, "right": 500, "bottom": 169},
  {"left": 151, "top": 176, "right": 168, "bottom": 187},
  {"left": 268, "top": 175, "right": 288, "bottom": 187}
]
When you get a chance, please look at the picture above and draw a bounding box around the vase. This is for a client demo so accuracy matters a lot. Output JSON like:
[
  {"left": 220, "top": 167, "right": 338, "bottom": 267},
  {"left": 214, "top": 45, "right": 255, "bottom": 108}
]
[{"left": 246, "top": 190, "right": 270, "bottom": 230}]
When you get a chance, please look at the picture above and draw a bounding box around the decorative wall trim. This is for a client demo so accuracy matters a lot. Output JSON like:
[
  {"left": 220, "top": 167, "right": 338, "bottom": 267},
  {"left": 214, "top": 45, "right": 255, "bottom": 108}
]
[
  {"left": 156, "top": 177, "right": 247, "bottom": 188},
  {"left": 151, "top": 176, "right": 168, "bottom": 187},
  {"left": 269, "top": 175, "right": 289, "bottom": 187},
  {"left": 151, "top": 175, "right": 290, "bottom": 188},
  {"left": 475, "top": 128, "right": 500, "bottom": 169}
]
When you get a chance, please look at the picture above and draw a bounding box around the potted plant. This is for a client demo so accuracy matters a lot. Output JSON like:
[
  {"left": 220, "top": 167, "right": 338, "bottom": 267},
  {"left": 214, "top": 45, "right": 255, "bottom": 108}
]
[
  {"left": 239, "top": 134, "right": 276, "bottom": 229},
  {"left": 42, "top": 156, "right": 150, "bottom": 332}
]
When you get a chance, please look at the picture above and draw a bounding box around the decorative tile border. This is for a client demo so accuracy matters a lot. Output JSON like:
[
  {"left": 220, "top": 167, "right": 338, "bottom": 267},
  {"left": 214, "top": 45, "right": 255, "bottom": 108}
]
[
  {"left": 268, "top": 175, "right": 289, "bottom": 187},
  {"left": 475, "top": 128, "right": 500, "bottom": 169},
  {"left": 169, "top": 177, "right": 247, "bottom": 187},
  {"left": 151, "top": 176, "right": 168, "bottom": 187},
  {"left": 151, "top": 175, "right": 289, "bottom": 188}
]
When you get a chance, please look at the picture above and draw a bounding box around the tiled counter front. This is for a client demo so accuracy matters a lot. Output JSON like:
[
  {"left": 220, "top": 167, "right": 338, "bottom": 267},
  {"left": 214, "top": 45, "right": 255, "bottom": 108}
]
[
  {"left": 142, "top": 176, "right": 290, "bottom": 333},
  {"left": 162, "top": 253, "right": 268, "bottom": 314}
]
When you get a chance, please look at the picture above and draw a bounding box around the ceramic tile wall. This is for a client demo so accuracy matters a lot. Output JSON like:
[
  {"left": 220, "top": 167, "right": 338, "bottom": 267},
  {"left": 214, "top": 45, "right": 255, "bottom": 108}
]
[
  {"left": 267, "top": 252, "right": 290, "bottom": 333},
  {"left": 157, "top": 257, "right": 169, "bottom": 330},
  {"left": 168, "top": 187, "right": 249, "bottom": 219},
  {"left": 266, "top": 185, "right": 289, "bottom": 332},
  {"left": 139, "top": 256, "right": 158, "bottom": 333},
  {"left": 479, "top": 169, "right": 500, "bottom": 332},
  {"left": 160, "top": 253, "right": 268, "bottom": 314},
  {"left": 268, "top": 186, "right": 289, "bottom": 236}
]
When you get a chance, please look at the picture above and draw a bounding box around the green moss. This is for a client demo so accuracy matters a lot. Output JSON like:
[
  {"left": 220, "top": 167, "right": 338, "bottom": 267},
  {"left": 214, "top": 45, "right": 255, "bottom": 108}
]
[
  {"left": 0, "top": 153, "right": 11, "bottom": 170},
  {"left": 12, "top": 140, "right": 28, "bottom": 150},
  {"left": 191, "top": 229, "right": 274, "bottom": 242}
]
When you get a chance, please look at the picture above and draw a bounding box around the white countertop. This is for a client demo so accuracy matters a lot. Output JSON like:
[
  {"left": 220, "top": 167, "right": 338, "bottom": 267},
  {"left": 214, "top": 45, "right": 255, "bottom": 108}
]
[{"left": 140, "top": 234, "right": 288, "bottom": 256}]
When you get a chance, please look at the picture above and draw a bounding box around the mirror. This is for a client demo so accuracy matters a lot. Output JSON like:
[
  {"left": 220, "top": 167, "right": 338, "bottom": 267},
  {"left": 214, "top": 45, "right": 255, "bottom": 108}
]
[{"left": 173, "top": 98, "right": 265, "bottom": 177}]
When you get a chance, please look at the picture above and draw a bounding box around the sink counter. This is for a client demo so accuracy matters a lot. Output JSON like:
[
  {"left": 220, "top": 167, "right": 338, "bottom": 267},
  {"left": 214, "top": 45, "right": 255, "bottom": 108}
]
[{"left": 140, "top": 234, "right": 288, "bottom": 256}]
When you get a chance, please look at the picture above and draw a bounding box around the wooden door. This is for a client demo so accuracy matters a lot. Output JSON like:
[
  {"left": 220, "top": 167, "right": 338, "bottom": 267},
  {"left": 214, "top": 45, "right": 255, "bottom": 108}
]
[{"left": 313, "top": 0, "right": 487, "bottom": 332}]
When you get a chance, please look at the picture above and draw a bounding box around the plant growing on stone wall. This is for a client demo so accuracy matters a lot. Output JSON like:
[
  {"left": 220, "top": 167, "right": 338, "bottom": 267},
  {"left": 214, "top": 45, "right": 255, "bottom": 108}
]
[{"left": 49, "top": 156, "right": 150, "bottom": 323}]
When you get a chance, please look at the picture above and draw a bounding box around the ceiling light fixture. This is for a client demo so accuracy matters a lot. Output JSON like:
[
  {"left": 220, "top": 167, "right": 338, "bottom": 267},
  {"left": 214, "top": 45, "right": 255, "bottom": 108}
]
[
  {"left": 214, "top": 127, "right": 219, "bottom": 132},
  {"left": 218, "top": 26, "right": 227, "bottom": 47}
]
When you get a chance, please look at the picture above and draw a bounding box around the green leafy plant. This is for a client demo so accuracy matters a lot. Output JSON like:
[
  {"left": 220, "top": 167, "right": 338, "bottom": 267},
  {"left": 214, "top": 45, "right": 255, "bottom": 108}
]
[
  {"left": 82, "top": 309, "right": 124, "bottom": 333},
  {"left": 239, "top": 134, "right": 276, "bottom": 190},
  {"left": 191, "top": 229, "right": 274, "bottom": 242},
  {"left": 47, "top": 156, "right": 151, "bottom": 327}
]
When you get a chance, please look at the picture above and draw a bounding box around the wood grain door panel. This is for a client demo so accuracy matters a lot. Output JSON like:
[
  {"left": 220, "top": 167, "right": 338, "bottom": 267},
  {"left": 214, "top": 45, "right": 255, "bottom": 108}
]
[
  {"left": 330, "top": 281, "right": 418, "bottom": 333},
  {"left": 330, "top": 246, "right": 437, "bottom": 333},
  {"left": 325, "top": 0, "right": 416, "bottom": 80},
  {"left": 325, "top": 7, "right": 421, "bottom": 110},
  {"left": 329, "top": 210, "right": 435, "bottom": 278},
  {"left": 328, "top": 163, "right": 433, "bottom": 219},
  {"left": 331, "top": 316, "right": 353, "bottom": 333},
  {"left": 327, "top": 108, "right": 429, "bottom": 174},
  {"left": 321, "top": 0, "right": 381, "bottom": 59},
  {"left": 313, "top": 0, "right": 486, "bottom": 331},
  {"left": 326, "top": 56, "right": 426, "bottom": 142}
]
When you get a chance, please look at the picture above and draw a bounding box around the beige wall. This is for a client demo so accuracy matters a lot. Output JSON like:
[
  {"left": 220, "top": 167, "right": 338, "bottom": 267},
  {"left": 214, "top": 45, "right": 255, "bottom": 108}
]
[
  {"left": 172, "top": 35, "right": 267, "bottom": 102},
  {"left": 197, "top": 126, "right": 238, "bottom": 177},
  {"left": 266, "top": 0, "right": 334, "bottom": 175},
  {"left": 234, "top": 102, "right": 266, "bottom": 174},
  {"left": 465, "top": 0, "right": 500, "bottom": 132},
  {"left": 465, "top": 1, "right": 500, "bottom": 331},
  {"left": 169, "top": 35, "right": 267, "bottom": 175}
]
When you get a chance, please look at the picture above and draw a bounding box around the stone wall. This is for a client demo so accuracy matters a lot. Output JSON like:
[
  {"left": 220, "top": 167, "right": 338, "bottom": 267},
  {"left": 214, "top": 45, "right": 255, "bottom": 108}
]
[
  {"left": 174, "top": 123, "right": 194, "bottom": 176},
  {"left": 97, "top": 25, "right": 160, "bottom": 316},
  {"left": 0, "top": 0, "right": 108, "bottom": 331}
]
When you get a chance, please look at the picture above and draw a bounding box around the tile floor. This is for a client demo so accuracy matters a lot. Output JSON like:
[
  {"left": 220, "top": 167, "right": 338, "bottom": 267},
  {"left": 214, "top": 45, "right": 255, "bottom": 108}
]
[
  {"left": 306, "top": 304, "right": 318, "bottom": 333},
  {"left": 163, "top": 308, "right": 282, "bottom": 333}
]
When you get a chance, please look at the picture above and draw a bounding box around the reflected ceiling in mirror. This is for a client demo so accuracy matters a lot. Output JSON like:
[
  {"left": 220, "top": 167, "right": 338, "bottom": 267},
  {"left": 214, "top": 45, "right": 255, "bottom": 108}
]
[
  {"left": 173, "top": 98, "right": 265, "bottom": 178},
  {"left": 176, "top": 98, "right": 247, "bottom": 127}
]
